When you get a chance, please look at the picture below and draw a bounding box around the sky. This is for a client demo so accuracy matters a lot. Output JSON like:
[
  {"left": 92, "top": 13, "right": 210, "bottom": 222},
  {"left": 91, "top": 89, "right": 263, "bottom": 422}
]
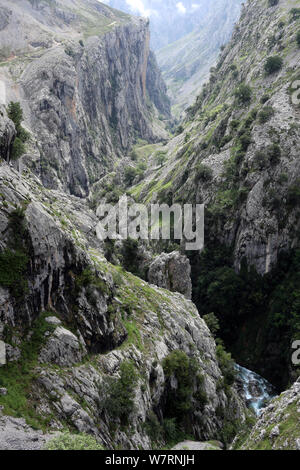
[{"left": 101, "top": 0, "right": 202, "bottom": 18}]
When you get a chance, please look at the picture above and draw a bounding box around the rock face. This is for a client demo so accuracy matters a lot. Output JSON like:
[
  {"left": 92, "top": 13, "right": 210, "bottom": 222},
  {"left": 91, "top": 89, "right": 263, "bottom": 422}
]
[
  {"left": 237, "top": 378, "right": 300, "bottom": 450},
  {"left": 0, "top": 163, "right": 245, "bottom": 449},
  {"left": 148, "top": 251, "right": 192, "bottom": 299},
  {"left": 0, "top": 0, "right": 170, "bottom": 197},
  {"left": 0, "top": 105, "right": 15, "bottom": 162},
  {"left": 137, "top": 0, "right": 300, "bottom": 275}
]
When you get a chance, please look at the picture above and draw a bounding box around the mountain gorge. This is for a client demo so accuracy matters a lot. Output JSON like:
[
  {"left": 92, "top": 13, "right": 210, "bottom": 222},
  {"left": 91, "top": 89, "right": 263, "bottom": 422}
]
[
  {"left": 105, "top": 0, "right": 243, "bottom": 115},
  {"left": 0, "top": 0, "right": 300, "bottom": 452}
]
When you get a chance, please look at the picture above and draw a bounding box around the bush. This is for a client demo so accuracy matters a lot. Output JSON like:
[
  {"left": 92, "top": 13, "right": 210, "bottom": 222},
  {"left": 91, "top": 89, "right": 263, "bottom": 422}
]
[
  {"left": 290, "top": 8, "right": 300, "bottom": 21},
  {"left": 297, "top": 31, "right": 300, "bottom": 47},
  {"left": 11, "top": 137, "right": 26, "bottom": 160},
  {"left": 203, "top": 313, "right": 220, "bottom": 337},
  {"left": 195, "top": 163, "right": 213, "bottom": 182},
  {"left": 260, "top": 94, "right": 270, "bottom": 104},
  {"left": 268, "top": 143, "right": 281, "bottom": 164},
  {"left": 258, "top": 106, "right": 274, "bottom": 123},
  {"left": 7, "top": 102, "right": 29, "bottom": 160},
  {"left": 163, "top": 350, "right": 197, "bottom": 418},
  {"left": 287, "top": 180, "right": 300, "bottom": 207},
  {"left": 264, "top": 56, "right": 283, "bottom": 74},
  {"left": 268, "top": 0, "right": 279, "bottom": 6},
  {"left": 103, "top": 361, "right": 138, "bottom": 424},
  {"left": 216, "top": 341, "right": 236, "bottom": 387},
  {"left": 234, "top": 83, "right": 252, "bottom": 105},
  {"left": 44, "top": 432, "right": 104, "bottom": 450},
  {"left": 254, "top": 150, "right": 268, "bottom": 169}
]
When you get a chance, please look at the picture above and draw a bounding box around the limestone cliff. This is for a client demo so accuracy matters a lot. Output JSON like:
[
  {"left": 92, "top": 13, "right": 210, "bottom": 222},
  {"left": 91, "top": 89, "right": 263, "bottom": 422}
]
[
  {"left": 0, "top": 162, "right": 245, "bottom": 449},
  {"left": 0, "top": 0, "right": 170, "bottom": 197}
]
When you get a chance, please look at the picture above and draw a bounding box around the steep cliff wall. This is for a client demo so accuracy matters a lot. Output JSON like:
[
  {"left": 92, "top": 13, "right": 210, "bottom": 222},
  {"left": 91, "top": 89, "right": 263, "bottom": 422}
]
[
  {"left": 0, "top": 0, "right": 170, "bottom": 197},
  {"left": 0, "top": 162, "right": 245, "bottom": 449},
  {"left": 132, "top": 0, "right": 300, "bottom": 275},
  {"left": 126, "top": 0, "right": 300, "bottom": 389}
]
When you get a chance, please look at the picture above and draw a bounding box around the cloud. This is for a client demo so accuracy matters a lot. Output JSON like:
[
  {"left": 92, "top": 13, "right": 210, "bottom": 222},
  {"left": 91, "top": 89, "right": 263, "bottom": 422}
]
[
  {"left": 125, "top": 0, "right": 155, "bottom": 17},
  {"left": 176, "top": 2, "right": 186, "bottom": 14}
]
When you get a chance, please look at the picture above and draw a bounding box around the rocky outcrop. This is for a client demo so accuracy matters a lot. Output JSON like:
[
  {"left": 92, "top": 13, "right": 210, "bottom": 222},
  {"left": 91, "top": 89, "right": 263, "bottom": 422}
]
[
  {"left": 136, "top": 0, "right": 300, "bottom": 275},
  {"left": 0, "top": 163, "right": 245, "bottom": 449},
  {"left": 236, "top": 378, "right": 300, "bottom": 450},
  {"left": 0, "top": 412, "right": 53, "bottom": 450},
  {"left": 148, "top": 251, "right": 192, "bottom": 299}
]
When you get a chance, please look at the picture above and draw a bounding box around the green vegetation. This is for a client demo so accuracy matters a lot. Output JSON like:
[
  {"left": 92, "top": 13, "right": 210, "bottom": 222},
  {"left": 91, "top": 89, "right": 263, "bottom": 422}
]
[
  {"left": 203, "top": 313, "right": 220, "bottom": 337},
  {"left": 162, "top": 350, "right": 207, "bottom": 435},
  {"left": 234, "top": 83, "right": 252, "bottom": 105},
  {"left": 190, "top": 244, "right": 300, "bottom": 389},
  {"left": 290, "top": 8, "right": 300, "bottom": 21},
  {"left": 0, "top": 311, "right": 59, "bottom": 430},
  {"left": 102, "top": 360, "right": 138, "bottom": 424},
  {"left": 0, "top": 207, "right": 29, "bottom": 300},
  {"left": 264, "top": 56, "right": 283, "bottom": 75},
  {"left": 194, "top": 163, "right": 213, "bottom": 182},
  {"left": 268, "top": 0, "right": 279, "bottom": 6},
  {"left": 7, "top": 102, "right": 29, "bottom": 160},
  {"left": 44, "top": 431, "right": 104, "bottom": 450},
  {"left": 287, "top": 179, "right": 300, "bottom": 207},
  {"left": 258, "top": 106, "right": 274, "bottom": 123},
  {"left": 124, "top": 164, "right": 145, "bottom": 185}
]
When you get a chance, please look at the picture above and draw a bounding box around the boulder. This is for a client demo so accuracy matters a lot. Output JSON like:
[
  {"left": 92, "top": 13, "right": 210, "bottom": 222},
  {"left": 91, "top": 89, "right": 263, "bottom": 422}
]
[
  {"left": 39, "top": 327, "right": 87, "bottom": 367},
  {"left": 148, "top": 251, "right": 192, "bottom": 299}
]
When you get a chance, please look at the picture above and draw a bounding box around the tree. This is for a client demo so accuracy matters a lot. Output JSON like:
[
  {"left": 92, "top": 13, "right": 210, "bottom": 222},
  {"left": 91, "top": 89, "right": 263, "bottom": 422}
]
[
  {"left": 234, "top": 83, "right": 252, "bottom": 105},
  {"left": 7, "top": 102, "right": 29, "bottom": 160},
  {"left": 264, "top": 56, "right": 283, "bottom": 75},
  {"left": 268, "top": 0, "right": 279, "bottom": 6}
]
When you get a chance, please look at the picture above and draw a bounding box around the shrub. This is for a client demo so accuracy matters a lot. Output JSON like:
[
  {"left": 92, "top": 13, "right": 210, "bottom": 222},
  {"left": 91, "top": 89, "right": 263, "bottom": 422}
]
[
  {"left": 264, "top": 56, "right": 283, "bottom": 75},
  {"left": 260, "top": 94, "right": 270, "bottom": 104},
  {"left": 103, "top": 361, "right": 138, "bottom": 423},
  {"left": 268, "top": 0, "right": 279, "bottom": 6},
  {"left": 79, "top": 40, "right": 84, "bottom": 47},
  {"left": 216, "top": 341, "right": 236, "bottom": 387},
  {"left": 268, "top": 143, "right": 281, "bottom": 164},
  {"left": 237, "top": 131, "right": 252, "bottom": 151},
  {"left": 155, "top": 150, "right": 167, "bottom": 167},
  {"left": 254, "top": 150, "right": 268, "bottom": 169},
  {"left": 44, "top": 432, "right": 104, "bottom": 450},
  {"left": 195, "top": 163, "right": 213, "bottom": 182},
  {"left": 230, "top": 119, "right": 240, "bottom": 130},
  {"left": 163, "top": 350, "right": 203, "bottom": 420},
  {"left": 11, "top": 137, "right": 26, "bottom": 160},
  {"left": 297, "top": 31, "right": 300, "bottom": 47},
  {"left": 203, "top": 313, "right": 220, "bottom": 337},
  {"left": 290, "top": 8, "right": 300, "bottom": 21},
  {"left": 124, "top": 166, "right": 139, "bottom": 185},
  {"left": 287, "top": 180, "right": 300, "bottom": 207},
  {"left": 258, "top": 106, "right": 274, "bottom": 123},
  {"left": 234, "top": 83, "right": 252, "bottom": 105}
]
